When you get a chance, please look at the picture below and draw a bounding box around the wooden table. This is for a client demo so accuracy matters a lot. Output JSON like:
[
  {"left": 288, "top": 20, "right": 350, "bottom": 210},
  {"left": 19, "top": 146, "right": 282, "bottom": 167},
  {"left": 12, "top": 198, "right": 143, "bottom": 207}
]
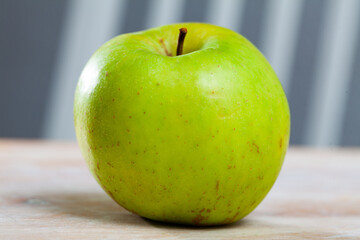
[{"left": 0, "top": 140, "right": 359, "bottom": 239}]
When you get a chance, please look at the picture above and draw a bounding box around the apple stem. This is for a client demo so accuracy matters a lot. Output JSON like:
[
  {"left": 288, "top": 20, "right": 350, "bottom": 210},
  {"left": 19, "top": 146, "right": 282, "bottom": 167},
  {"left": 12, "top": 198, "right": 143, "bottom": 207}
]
[{"left": 176, "top": 28, "right": 187, "bottom": 56}]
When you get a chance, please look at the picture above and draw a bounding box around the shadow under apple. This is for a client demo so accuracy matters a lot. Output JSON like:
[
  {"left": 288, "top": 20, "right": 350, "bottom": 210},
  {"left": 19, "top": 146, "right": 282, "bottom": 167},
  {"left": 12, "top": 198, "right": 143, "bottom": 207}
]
[{"left": 28, "top": 191, "right": 250, "bottom": 230}]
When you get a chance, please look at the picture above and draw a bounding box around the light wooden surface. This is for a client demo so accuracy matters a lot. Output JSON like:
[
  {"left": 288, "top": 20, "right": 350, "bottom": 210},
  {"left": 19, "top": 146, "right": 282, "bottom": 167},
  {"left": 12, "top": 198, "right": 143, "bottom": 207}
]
[{"left": 0, "top": 140, "right": 359, "bottom": 240}]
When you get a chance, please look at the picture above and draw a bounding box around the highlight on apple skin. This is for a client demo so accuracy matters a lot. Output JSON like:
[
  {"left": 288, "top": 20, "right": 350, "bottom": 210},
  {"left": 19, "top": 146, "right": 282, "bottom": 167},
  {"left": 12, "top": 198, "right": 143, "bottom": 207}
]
[{"left": 74, "top": 23, "right": 290, "bottom": 226}]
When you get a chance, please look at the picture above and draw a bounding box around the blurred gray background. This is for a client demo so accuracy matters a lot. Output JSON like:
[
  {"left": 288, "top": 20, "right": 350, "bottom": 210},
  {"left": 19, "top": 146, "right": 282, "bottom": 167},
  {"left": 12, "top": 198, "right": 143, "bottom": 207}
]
[{"left": 0, "top": 0, "right": 359, "bottom": 146}]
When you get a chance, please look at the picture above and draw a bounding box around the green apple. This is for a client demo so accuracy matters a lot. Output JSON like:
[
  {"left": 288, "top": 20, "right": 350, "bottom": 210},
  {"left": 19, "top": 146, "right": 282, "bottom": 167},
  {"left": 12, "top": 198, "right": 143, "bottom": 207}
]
[{"left": 74, "top": 23, "right": 290, "bottom": 226}]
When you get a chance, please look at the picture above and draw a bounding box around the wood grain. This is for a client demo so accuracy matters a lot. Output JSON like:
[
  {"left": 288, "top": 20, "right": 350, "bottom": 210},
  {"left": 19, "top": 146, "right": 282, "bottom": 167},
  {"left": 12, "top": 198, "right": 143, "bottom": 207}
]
[{"left": 0, "top": 140, "right": 359, "bottom": 239}]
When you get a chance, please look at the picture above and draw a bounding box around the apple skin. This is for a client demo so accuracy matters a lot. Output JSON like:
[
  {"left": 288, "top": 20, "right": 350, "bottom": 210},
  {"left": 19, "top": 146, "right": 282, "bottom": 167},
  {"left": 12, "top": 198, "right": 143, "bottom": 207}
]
[{"left": 74, "top": 23, "right": 290, "bottom": 226}]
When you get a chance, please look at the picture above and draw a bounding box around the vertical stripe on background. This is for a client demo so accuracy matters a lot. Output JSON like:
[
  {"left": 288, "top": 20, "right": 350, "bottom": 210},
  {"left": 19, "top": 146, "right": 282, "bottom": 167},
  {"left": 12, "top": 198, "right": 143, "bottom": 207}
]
[
  {"left": 0, "top": 0, "right": 67, "bottom": 138},
  {"left": 261, "top": 0, "right": 304, "bottom": 94},
  {"left": 341, "top": 17, "right": 360, "bottom": 146},
  {"left": 120, "top": 0, "right": 151, "bottom": 34},
  {"left": 239, "top": 0, "right": 268, "bottom": 51},
  {"left": 206, "top": 0, "right": 246, "bottom": 31},
  {"left": 287, "top": 0, "right": 327, "bottom": 145},
  {"left": 182, "top": 0, "right": 210, "bottom": 22},
  {"left": 304, "top": 0, "right": 360, "bottom": 146},
  {"left": 42, "top": 0, "right": 124, "bottom": 139},
  {"left": 145, "top": 0, "right": 186, "bottom": 29}
]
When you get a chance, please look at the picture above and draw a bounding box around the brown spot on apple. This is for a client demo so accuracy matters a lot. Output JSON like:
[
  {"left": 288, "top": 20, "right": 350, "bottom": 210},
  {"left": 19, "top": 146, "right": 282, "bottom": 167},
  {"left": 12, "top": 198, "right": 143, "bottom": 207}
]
[
  {"left": 105, "top": 189, "right": 116, "bottom": 202},
  {"left": 279, "top": 138, "right": 283, "bottom": 148},
  {"left": 192, "top": 213, "right": 208, "bottom": 225},
  {"left": 95, "top": 172, "right": 101, "bottom": 181},
  {"left": 252, "top": 142, "right": 260, "bottom": 153},
  {"left": 216, "top": 180, "right": 219, "bottom": 192},
  {"left": 222, "top": 211, "right": 241, "bottom": 224},
  {"left": 158, "top": 38, "right": 172, "bottom": 56}
]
